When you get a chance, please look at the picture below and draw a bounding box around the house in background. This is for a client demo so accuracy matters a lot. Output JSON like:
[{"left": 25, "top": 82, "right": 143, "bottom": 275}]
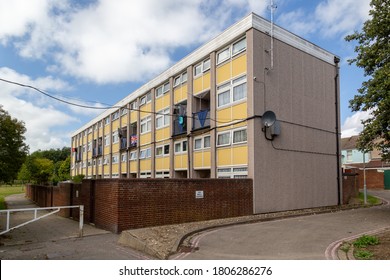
[{"left": 341, "top": 135, "right": 390, "bottom": 189}]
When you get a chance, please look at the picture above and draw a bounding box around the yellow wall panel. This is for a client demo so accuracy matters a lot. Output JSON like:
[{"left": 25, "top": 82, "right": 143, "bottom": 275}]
[
  {"left": 112, "top": 143, "right": 119, "bottom": 154},
  {"left": 130, "top": 111, "right": 137, "bottom": 122},
  {"left": 97, "top": 167, "right": 102, "bottom": 175},
  {"left": 140, "top": 159, "right": 151, "bottom": 171},
  {"left": 155, "top": 127, "right": 170, "bottom": 141},
  {"left": 217, "top": 62, "right": 231, "bottom": 84},
  {"left": 174, "top": 154, "right": 188, "bottom": 169},
  {"left": 112, "top": 120, "right": 119, "bottom": 130},
  {"left": 217, "top": 107, "right": 231, "bottom": 123},
  {"left": 111, "top": 164, "right": 119, "bottom": 173},
  {"left": 103, "top": 165, "right": 110, "bottom": 174},
  {"left": 232, "top": 54, "right": 247, "bottom": 77},
  {"left": 156, "top": 156, "right": 170, "bottom": 170},
  {"left": 140, "top": 133, "right": 151, "bottom": 145},
  {"left": 121, "top": 115, "right": 128, "bottom": 126},
  {"left": 130, "top": 162, "right": 138, "bottom": 173},
  {"left": 194, "top": 152, "right": 203, "bottom": 169},
  {"left": 193, "top": 77, "right": 203, "bottom": 94},
  {"left": 194, "top": 151, "right": 211, "bottom": 169},
  {"left": 217, "top": 148, "right": 232, "bottom": 166},
  {"left": 203, "top": 72, "right": 211, "bottom": 89},
  {"left": 232, "top": 102, "right": 247, "bottom": 119},
  {"left": 104, "top": 146, "right": 110, "bottom": 155},
  {"left": 155, "top": 94, "right": 170, "bottom": 111},
  {"left": 121, "top": 162, "right": 127, "bottom": 173},
  {"left": 140, "top": 104, "right": 151, "bottom": 118},
  {"left": 232, "top": 146, "right": 248, "bottom": 165}
]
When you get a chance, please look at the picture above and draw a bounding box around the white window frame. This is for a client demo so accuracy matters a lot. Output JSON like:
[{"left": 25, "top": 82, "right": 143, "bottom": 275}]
[
  {"left": 130, "top": 101, "right": 138, "bottom": 110},
  {"left": 104, "top": 134, "right": 110, "bottom": 146},
  {"left": 174, "top": 72, "right": 188, "bottom": 87},
  {"left": 156, "top": 108, "right": 170, "bottom": 129},
  {"left": 112, "top": 154, "right": 119, "bottom": 164},
  {"left": 217, "top": 47, "right": 230, "bottom": 65},
  {"left": 139, "top": 148, "right": 151, "bottom": 159},
  {"left": 156, "top": 144, "right": 170, "bottom": 157},
  {"left": 140, "top": 116, "right": 152, "bottom": 134},
  {"left": 155, "top": 85, "right": 163, "bottom": 98},
  {"left": 217, "top": 37, "right": 246, "bottom": 65},
  {"left": 112, "top": 130, "right": 119, "bottom": 144},
  {"left": 87, "top": 141, "right": 92, "bottom": 152},
  {"left": 217, "top": 75, "right": 247, "bottom": 108},
  {"left": 217, "top": 131, "right": 231, "bottom": 147},
  {"left": 155, "top": 171, "right": 170, "bottom": 178},
  {"left": 232, "top": 127, "right": 247, "bottom": 145},
  {"left": 174, "top": 140, "right": 187, "bottom": 154},
  {"left": 194, "top": 58, "right": 211, "bottom": 77},
  {"left": 129, "top": 151, "right": 137, "bottom": 161},
  {"left": 121, "top": 108, "right": 127, "bottom": 116},
  {"left": 140, "top": 172, "right": 151, "bottom": 178},
  {"left": 112, "top": 111, "right": 120, "bottom": 121},
  {"left": 103, "top": 157, "right": 110, "bottom": 165},
  {"left": 217, "top": 166, "right": 248, "bottom": 178},
  {"left": 104, "top": 116, "right": 110, "bottom": 126},
  {"left": 194, "top": 135, "right": 211, "bottom": 150},
  {"left": 140, "top": 92, "right": 151, "bottom": 106},
  {"left": 121, "top": 153, "right": 127, "bottom": 162}
]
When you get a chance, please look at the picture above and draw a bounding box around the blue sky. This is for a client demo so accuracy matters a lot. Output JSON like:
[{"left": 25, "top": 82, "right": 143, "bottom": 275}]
[{"left": 0, "top": 0, "right": 372, "bottom": 152}]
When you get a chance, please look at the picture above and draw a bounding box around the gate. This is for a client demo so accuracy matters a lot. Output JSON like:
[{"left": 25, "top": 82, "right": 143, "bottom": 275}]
[{"left": 384, "top": 170, "right": 390, "bottom": 190}]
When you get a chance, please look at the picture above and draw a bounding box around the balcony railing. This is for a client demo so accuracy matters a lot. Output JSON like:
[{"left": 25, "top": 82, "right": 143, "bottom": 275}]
[
  {"left": 120, "top": 138, "right": 127, "bottom": 150},
  {"left": 192, "top": 109, "right": 210, "bottom": 131},
  {"left": 92, "top": 146, "right": 103, "bottom": 157},
  {"left": 173, "top": 117, "right": 187, "bottom": 136}
]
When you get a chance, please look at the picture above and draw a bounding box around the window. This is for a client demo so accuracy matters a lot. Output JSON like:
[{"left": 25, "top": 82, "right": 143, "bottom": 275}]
[
  {"left": 129, "top": 151, "right": 137, "bottom": 161},
  {"left": 87, "top": 141, "right": 92, "bottom": 151},
  {"left": 346, "top": 150, "right": 353, "bottom": 162},
  {"left": 174, "top": 140, "right": 187, "bottom": 154},
  {"left": 130, "top": 101, "right": 138, "bottom": 110},
  {"left": 121, "top": 153, "right": 127, "bottom": 162},
  {"left": 155, "top": 86, "right": 163, "bottom": 98},
  {"left": 112, "top": 154, "right": 119, "bottom": 164},
  {"left": 104, "top": 116, "right": 110, "bottom": 125},
  {"left": 121, "top": 108, "right": 127, "bottom": 116},
  {"left": 104, "top": 134, "right": 110, "bottom": 146},
  {"left": 217, "top": 131, "right": 231, "bottom": 146},
  {"left": 194, "top": 64, "right": 202, "bottom": 76},
  {"left": 139, "top": 148, "right": 151, "bottom": 159},
  {"left": 217, "top": 76, "right": 247, "bottom": 107},
  {"left": 112, "top": 111, "right": 119, "bottom": 121},
  {"left": 182, "top": 72, "right": 187, "bottom": 83},
  {"left": 112, "top": 130, "right": 119, "bottom": 144},
  {"left": 140, "top": 116, "right": 151, "bottom": 133},
  {"left": 194, "top": 58, "right": 210, "bottom": 77},
  {"left": 162, "top": 82, "right": 170, "bottom": 93},
  {"left": 194, "top": 135, "right": 210, "bottom": 150},
  {"left": 232, "top": 37, "right": 246, "bottom": 56},
  {"left": 156, "top": 144, "right": 170, "bottom": 157},
  {"left": 174, "top": 76, "right": 181, "bottom": 87},
  {"left": 217, "top": 167, "right": 248, "bottom": 178},
  {"left": 194, "top": 138, "right": 202, "bottom": 150},
  {"left": 156, "top": 108, "right": 170, "bottom": 129},
  {"left": 140, "top": 92, "right": 151, "bottom": 106},
  {"left": 140, "top": 172, "right": 151, "bottom": 178},
  {"left": 174, "top": 72, "right": 187, "bottom": 87},
  {"left": 233, "top": 128, "right": 247, "bottom": 144},
  {"left": 103, "top": 157, "right": 110, "bottom": 165},
  {"left": 156, "top": 171, "right": 170, "bottom": 178},
  {"left": 217, "top": 47, "right": 230, "bottom": 64},
  {"left": 203, "top": 58, "right": 210, "bottom": 71}
]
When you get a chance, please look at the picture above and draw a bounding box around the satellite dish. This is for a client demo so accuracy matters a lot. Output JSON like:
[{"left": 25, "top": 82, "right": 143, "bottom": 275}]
[{"left": 262, "top": 111, "right": 276, "bottom": 127}]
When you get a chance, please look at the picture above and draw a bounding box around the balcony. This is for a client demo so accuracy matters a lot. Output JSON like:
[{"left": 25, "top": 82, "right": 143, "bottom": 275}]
[
  {"left": 173, "top": 117, "right": 187, "bottom": 136},
  {"left": 129, "top": 134, "right": 137, "bottom": 148},
  {"left": 192, "top": 109, "right": 210, "bottom": 131},
  {"left": 92, "top": 146, "right": 103, "bottom": 157},
  {"left": 120, "top": 138, "right": 127, "bottom": 150}
]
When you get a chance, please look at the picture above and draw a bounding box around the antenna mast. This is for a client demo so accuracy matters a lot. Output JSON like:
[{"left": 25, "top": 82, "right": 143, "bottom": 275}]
[{"left": 270, "top": 0, "right": 277, "bottom": 70}]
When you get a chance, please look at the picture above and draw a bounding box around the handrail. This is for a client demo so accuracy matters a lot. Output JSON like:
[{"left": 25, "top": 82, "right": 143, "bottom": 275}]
[{"left": 0, "top": 205, "right": 84, "bottom": 237}]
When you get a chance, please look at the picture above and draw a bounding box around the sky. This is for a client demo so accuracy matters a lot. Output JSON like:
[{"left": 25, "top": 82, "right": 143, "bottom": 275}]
[{"left": 0, "top": 0, "right": 372, "bottom": 152}]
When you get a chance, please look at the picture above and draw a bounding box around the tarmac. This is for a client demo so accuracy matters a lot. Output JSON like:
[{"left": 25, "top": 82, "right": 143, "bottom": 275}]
[{"left": 1, "top": 190, "right": 389, "bottom": 260}]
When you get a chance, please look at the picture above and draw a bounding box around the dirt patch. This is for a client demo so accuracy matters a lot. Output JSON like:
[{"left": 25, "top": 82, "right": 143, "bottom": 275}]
[{"left": 366, "top": 231, "right": 390, "bottom": 260}]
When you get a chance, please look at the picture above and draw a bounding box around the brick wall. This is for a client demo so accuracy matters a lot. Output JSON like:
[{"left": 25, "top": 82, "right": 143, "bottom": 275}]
[
  {"left": 342, "top": 173, "right": 359, "bottom": 204},
  {"left": 26, "top": 179, "right": 254, "bottom": 233},
  {"left": 356, "top": 169, "right": 384, "bottom": 189}
]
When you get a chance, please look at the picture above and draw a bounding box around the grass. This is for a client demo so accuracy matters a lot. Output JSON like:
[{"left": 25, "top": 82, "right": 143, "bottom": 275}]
[
  {"left": 353, "top": 235, "right": 379, "bottom": 248},
  {"left": 359, "top": 192, "right": 381, "bottom": 205},
  {"left": 354, "top": 249, "right": 374, "bottom": 260},
  {"left": 0, "top": 184, "right": 25, "bottom": 210}
]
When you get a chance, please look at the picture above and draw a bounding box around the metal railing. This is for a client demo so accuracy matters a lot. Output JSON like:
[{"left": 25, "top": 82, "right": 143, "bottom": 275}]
[{"left": 0, "top": 205, "right": 84, "bottom": 237}]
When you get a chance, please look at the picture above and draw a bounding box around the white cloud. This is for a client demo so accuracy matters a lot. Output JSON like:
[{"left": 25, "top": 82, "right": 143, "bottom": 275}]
[
  {"left": 341, "top": 110, "right": 372, "bottom": 138},
  {"left": 0, "top": 0, "right": 267, "bottom": 84},
  {"left": 277, "top": 0, "right": 371, "bottom": 38},
  {"left": 0, "top": 67, "right": 77, "bottom": 152}
]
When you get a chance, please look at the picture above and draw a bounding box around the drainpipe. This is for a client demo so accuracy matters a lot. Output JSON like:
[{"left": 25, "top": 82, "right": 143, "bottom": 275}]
[{"left": 334, "top": 56, "right": 342, "bottom": 205}]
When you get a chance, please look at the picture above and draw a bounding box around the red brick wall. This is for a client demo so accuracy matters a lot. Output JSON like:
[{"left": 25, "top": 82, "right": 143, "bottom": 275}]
[
  {"left": 342, "top": 173, "right": 359, "bottom": 204},
  {"left": 356, "top": 169, "right": 384, "bottom": 189},
  {"left": 52, "top": 184, "right": 72, "bottom": 217}
]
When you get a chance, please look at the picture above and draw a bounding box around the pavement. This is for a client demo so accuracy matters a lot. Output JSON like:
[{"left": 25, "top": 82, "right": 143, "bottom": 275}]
[
  {"left": 1, "top": 190, "right": 389, "bottom": 260},
  {"left": 0, "top": 194, "right": 152, "bottom": 260},
  {"left": 170, "top": 190, "right": 390, "bottom": 260}
]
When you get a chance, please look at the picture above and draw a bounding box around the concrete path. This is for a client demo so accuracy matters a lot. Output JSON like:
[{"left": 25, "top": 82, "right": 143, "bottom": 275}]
[
  {"left": 0, "top": 194, "right": 152, "bottom": 260},
  {"left": 171, "top": 190, "right": 390, "bottom": 260}
]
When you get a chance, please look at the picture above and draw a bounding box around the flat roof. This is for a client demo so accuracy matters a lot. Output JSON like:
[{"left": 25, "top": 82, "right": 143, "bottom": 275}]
[{"left": 72, "top": 13, "right": 338, "bottom": 137}]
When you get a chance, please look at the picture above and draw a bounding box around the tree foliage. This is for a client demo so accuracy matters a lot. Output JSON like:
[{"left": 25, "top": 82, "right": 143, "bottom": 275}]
[
  {"left": 345, "top": 0, "right": 390, "bottom": 158},
  {"left": 0, "top": 106, "right": 29, "bottom": 183}
]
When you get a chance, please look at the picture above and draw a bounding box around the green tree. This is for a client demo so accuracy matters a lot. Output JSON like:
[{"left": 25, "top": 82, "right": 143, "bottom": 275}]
[
  {"left": 0, "top": 106, "right": 29, "bottom": 183},
  {"left": 345, "top": 0, "right": 390, "bottom": 158},
  {"left": 58, "top": 156, "right": 71, "bottom": 181},
  {"left": 31, "top": 158, "right": 54, "bottom": 184}
]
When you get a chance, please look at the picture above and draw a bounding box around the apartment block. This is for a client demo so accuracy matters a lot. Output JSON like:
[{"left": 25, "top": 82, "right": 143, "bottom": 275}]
[{"left": 71, "top": 13, "right": 341, "bottom": 213}]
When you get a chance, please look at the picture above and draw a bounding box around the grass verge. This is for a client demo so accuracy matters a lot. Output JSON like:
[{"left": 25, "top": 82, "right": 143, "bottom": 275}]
[
  {"left": 0, "top": 185, "right": 25, "bottom": 210},
  {"left": 359, "top": 192, "right": 381, "bottom": 205}
]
